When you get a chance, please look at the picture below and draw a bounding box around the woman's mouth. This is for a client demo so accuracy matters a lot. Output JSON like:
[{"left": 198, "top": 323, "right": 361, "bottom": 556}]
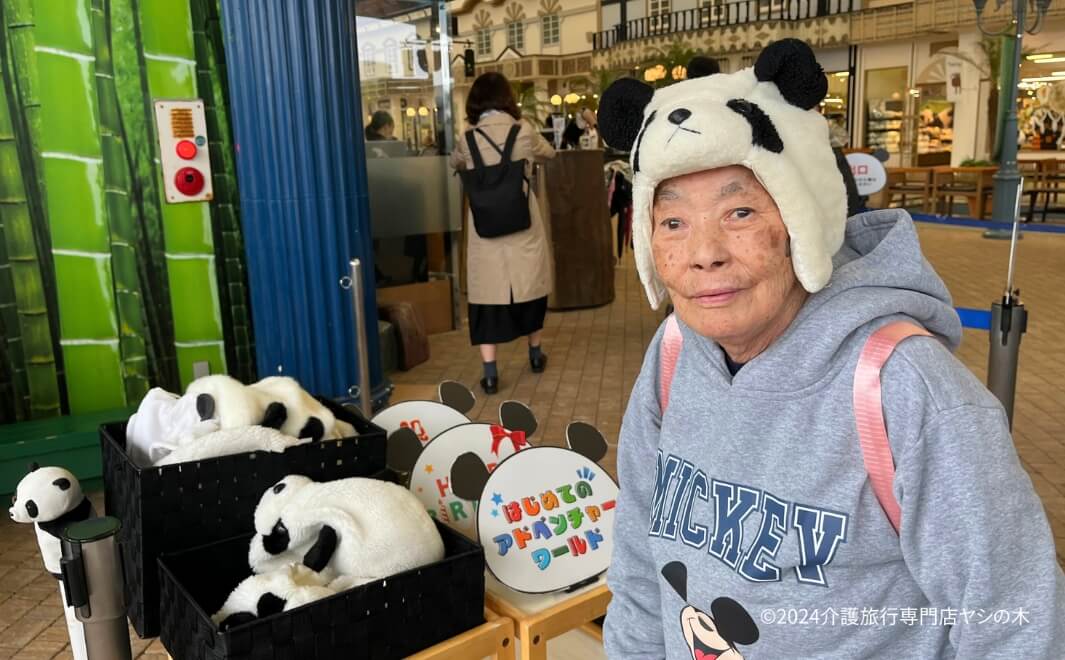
[{"left": 691, "top": 289, "right": 741, "bottom": 307}]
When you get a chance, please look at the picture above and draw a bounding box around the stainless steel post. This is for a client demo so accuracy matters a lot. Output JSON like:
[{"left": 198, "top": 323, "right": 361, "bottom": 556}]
[
  {"left": 60, "top": 517, "right": 132, "bottom": 660},
  {"left": 986, "top": 176, "right": 1028, "bottom": 429},
  {"left": 349, "top": 259, "right": 373, "bottom": 417}
]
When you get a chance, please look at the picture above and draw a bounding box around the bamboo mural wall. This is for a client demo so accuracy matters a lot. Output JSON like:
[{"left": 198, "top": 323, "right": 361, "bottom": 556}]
[{"left": 0, "top": 0, "right": 254, "bottom": 423}]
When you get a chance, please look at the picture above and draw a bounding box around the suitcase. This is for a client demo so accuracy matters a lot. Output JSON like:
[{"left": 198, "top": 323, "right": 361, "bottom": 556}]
[{"left": 379, "top": 302, "right": 429, "bottom": 370}]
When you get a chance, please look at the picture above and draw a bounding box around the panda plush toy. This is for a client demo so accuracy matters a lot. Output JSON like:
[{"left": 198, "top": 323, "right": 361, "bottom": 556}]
[
  {"left": 126, "top": 374, "right": 356, "bottom": 467},
  {"left": 9, "top": 464, "right": 95, "bottom": 660},
  {"left": 597, "top": 38, "right": 848, "bottom": 310},
  {"left": 212, "top": 564, "right": 338, "bottom": 630},
  {"left": 247, "top": 475, "right": 445, "bottom": 585}
]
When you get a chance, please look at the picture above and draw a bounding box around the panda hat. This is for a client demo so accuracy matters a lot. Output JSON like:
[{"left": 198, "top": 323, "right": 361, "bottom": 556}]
[{"left": 598, "top": 39, "right": 847, "bottom": 310}]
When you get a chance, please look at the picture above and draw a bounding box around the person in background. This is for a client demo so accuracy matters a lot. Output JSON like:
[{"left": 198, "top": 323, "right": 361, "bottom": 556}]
[
  {"left": 365, "top": 110, "right": 395, "bottom": 141},
  {"left": 686, "top": 55, "right": 721, "bottom": 79},
  {"left": 449, "top": 72, "right": 556, "bottom": 395}
]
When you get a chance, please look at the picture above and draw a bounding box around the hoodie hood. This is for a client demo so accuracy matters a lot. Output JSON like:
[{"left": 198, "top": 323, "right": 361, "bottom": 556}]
[{"left": 679, "top": 209, "right": 963, "bottom": 394}]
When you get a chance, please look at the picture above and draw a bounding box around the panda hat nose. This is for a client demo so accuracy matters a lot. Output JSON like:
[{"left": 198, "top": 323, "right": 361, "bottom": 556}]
[{"left": 668, "top": 108, "right": 692, "bottom": 125}]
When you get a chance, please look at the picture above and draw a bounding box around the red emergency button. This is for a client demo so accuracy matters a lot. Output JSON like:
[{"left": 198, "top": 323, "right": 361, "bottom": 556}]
[
  {"left": 174, "top": 167, "right": 205, "bottom": 196},
  {"left": 176, "top": 139, "right": 197, "bottom": 160}
]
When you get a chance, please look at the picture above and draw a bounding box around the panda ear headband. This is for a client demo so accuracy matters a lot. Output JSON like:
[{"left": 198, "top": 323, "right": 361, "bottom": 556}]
[{"left": 598, "top": 38, "right": 847, "bottom": 310}]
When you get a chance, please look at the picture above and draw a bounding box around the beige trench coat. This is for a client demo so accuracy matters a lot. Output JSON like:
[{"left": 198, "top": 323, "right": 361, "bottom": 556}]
[{"left": 450, "top": 113, "right": 555, "bottom": 305}]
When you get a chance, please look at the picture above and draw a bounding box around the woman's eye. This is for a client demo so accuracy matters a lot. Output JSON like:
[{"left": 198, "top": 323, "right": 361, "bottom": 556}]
[
  {"left": 731, "top": 208, "right": 754, "bottom": 220},
  {"left": 661, "top": 218, "right": 683, "bottom": 230}
]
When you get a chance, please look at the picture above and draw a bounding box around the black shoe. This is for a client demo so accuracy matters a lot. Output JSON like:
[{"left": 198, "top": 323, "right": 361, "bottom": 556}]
[
  {"left": 530, "top": 354, "right": 548, "bottom": 373},
  {"left": 480, "top": 377, "right": 498, "bottom": 395}
]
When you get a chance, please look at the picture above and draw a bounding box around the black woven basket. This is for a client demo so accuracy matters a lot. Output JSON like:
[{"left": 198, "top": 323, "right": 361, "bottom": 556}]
[
  {"left": 101, "top": 398, "right": 386, "bottom": 638},
  {"left": 158, "top": 521, "right": 485, "bottom": 660}
]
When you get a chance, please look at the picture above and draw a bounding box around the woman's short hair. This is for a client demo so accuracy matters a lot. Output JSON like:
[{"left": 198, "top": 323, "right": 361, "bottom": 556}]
[{"left": 466, "top": 72, "right": 521, "bottom": 125}]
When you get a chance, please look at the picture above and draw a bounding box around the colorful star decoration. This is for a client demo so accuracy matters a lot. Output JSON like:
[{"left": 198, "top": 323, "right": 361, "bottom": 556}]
[
  {"left": 491, "top": 492, "right": 503, "bottom": 506},
  {"left": 491, "top": 509, "right": 499, "bottom": 517},
  {"left": 425, "top": 464, "right": 434, "bottom": 474}
]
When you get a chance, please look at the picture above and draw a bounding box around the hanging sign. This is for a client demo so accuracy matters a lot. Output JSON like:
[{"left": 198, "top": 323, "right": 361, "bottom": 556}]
[{"left": 945, "top": 57, "right": 963, "bottom": 102}]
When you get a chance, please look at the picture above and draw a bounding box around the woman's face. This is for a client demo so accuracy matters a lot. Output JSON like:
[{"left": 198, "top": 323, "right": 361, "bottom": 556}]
[
  {"left": 651, "top": 166, "right": 806, "bottom": 358},
  {"left": 380, "top": 122, "right": 395, "bottom": 138}
]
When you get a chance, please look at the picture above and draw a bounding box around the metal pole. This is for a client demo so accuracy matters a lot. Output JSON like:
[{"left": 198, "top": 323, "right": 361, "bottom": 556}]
[
  {"left": 987, "top": 0, "right": 1025, "bottom": 224},
  {"left": 987, "top": 175, "right": 1028, "bottom": 429},
  {"left": 349, "top": 259, "right": 373, "bottom": 418},
  {"left": 60, "top": 517, "right": 132, "bottom": 660}
]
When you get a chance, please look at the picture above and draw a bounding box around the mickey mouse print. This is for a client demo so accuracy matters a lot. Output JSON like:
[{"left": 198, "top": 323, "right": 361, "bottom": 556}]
[{"left": 661, "top": 562, "right": 759, "bottom": 660}]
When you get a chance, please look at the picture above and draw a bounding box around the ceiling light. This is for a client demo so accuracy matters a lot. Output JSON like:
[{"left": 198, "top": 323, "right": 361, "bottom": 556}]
[
  {"left": 1021, "top": 75, "right": 1065, "bottom": 82},
  {"left": 1034, "top": 57, "right": 1065, "bottom": 63},
  {"left": 1026, "top": 53, "right": 1054, "bottom": 60}
]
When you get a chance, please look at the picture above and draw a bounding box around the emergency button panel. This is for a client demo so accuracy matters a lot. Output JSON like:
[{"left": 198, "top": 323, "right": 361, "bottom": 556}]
[{"left": 154, "top": 100, "right": 213, "bottom": 203}]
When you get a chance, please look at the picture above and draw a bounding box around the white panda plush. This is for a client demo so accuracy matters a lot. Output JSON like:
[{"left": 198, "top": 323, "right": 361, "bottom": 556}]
[
  {"left": 212, "top": 564, "right": 337, "bottom": 630},
  {"left": 8, "top": 464, "right": 95, "bottom": 660},
  {"left": 249, "top": 376, "right": 356, "bottom": 441},
  {"left": 247, "top": 475, "right": 445, "bottom": 585},
  {"left": 126, "top": 374, "right": 359, "bottom": 467},
  {"left": 153, "top": 426, "right": 305, "bottom": 467}
]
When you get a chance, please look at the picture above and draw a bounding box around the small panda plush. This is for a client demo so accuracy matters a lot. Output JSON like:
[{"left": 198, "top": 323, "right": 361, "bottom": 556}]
[
  {"left": 597, "top": 38, "right": 847, "bottom": 311},
  {"left": 247, "top": 475, "right": 445, "bottom": 584},
  {"left": 250, "top": 376, "right": 355, "bottom": 441},
  {"left": 212, "top": 564, "right": 337, "bottom": 631},
  {"left": 9, "top": 464, "right": 95, "bottom": 576},
  {"left": 9, "top": 464, "right": 94, "bottom": 660}
]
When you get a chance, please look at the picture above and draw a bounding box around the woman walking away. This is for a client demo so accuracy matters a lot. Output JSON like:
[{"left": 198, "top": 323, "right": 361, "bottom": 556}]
[{"left": 450, "top": 72, "right": 556, "bottom": 394}]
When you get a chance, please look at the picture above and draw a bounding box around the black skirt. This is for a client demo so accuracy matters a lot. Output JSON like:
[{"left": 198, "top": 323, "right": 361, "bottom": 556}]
[{"left": 468, "top": 295, "right": 547, "bottom": 345}]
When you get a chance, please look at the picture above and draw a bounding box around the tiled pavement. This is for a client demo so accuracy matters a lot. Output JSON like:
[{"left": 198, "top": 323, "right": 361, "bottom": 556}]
[{"left": 1, "top": 219, "right": 1063, "bottom": 658}]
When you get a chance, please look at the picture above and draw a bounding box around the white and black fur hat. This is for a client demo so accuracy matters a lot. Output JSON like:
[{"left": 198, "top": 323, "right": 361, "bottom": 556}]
[{"left": 598, "top": 39, "right": 847, "bottom": 310}]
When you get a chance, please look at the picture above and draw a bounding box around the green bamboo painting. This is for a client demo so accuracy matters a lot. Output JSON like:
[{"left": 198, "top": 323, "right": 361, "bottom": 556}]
[
  {"left": 109, "top": 0, "right": 178, "bottom": 392},
  {"left": 33, "top": 0, "right": 126, "bottom": 413},
  {"left": 91, "top": 0, "right": 149, "bottom": 404},
  {"left": 0, "top": 46, "right": 61, "bottom": 420},
  {"left": 136, "top": 0, "right": 226, "bottom": 387}
]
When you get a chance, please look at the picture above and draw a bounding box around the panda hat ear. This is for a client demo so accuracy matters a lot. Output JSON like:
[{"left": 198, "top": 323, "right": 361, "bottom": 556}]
[
  {"left": 28, "top": 462, "right": 39, "bottom": 473},
  {"left": 597, "top": 78, "right": 654, "bottom": 152},
  {"left": 754, "top": 38, "right": 827, "bottom": 111}
]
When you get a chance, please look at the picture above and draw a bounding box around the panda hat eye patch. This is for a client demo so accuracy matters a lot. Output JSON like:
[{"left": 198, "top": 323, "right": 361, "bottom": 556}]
[{"left": 725, "top": 99, "right": 784, "bottom": 154}]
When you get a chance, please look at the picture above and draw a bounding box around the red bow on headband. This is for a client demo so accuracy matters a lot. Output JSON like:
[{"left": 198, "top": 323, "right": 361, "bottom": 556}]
[{"left": 490, "top": 425, "right": 528, "bottom": 455}]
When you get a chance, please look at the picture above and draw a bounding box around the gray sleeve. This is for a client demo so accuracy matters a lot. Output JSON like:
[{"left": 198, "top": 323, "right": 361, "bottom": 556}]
[
  {"left": 604, "top": 331, "right": 667, "bottom": 659},
  {"left": 895, "top": 404, "right": 1065, "bottom": 658}
]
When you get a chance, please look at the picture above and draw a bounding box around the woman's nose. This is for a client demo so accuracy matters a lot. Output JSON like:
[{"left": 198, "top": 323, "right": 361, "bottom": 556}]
[{"left": 688, "top": 228, "right": 730, "bottom": 271}]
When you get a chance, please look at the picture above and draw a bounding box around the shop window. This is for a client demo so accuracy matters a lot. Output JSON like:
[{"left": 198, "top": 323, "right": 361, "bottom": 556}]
[
  {"left": 542, "top": 14, "right": 560, "bottom": 46},
  {"left": 822, "top": 70, "right": 850, "bottom": 147},
  {"left": 477, "top": 29, "right": 491, "bottom": 56},
  {"left": 506, "top": 20, "right": 524, "bottom": 51},
  {"left": 864, "top": 66, "right": 909, "bottom": 162}
]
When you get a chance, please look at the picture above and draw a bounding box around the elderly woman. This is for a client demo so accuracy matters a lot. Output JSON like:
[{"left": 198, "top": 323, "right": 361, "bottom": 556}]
[{"left": 598, "top": 40, "right": 1064, "bottom": 659}]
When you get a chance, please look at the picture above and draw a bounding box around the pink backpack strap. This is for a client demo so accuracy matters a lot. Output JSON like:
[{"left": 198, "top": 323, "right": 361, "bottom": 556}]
[
  {"left": 659, "top": 314, "right": 683, "bottom": 414},
  {"left": 853, "top": 321, "right": 932, "bottom": 535}
]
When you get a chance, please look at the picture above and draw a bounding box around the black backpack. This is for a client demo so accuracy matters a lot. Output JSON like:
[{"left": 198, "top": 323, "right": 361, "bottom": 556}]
[{"left": 458, "top": 125, "right": 531, "bottom": 239}]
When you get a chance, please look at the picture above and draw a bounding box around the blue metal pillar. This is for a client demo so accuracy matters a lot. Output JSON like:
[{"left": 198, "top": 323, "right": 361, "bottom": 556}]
[{"left": 219, "top": 0, "right": 386, "bottom": 404}]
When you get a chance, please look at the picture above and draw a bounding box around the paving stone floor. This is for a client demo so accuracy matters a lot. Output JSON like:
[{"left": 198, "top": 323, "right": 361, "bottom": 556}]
[{"left": 1, "top": 219, "right": 1062, "bottom": 658}]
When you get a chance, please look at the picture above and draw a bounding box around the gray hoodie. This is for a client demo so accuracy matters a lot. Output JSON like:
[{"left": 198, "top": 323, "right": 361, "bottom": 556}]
[{"left": 605, "top": 209, "right": 1065, "bottom": 659}]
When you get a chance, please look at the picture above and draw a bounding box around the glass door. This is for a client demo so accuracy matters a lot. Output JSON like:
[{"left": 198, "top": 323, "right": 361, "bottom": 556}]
[{"left": 355, "top": 0, "right": 461, "bottom": 335}]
